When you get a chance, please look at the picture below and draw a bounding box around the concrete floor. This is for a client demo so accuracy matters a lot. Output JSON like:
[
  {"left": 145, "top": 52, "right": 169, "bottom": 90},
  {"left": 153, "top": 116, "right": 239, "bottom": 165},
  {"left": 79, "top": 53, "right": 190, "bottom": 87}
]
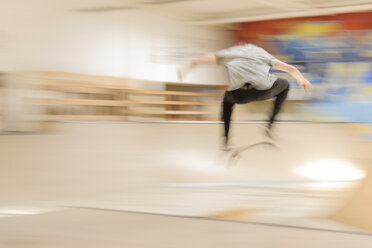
[
  {"left": 0, "top": 122, "right": 371, "bottom": 247},
  {"left": 1, "top": 207, "right": 372, "bottom": 248}
]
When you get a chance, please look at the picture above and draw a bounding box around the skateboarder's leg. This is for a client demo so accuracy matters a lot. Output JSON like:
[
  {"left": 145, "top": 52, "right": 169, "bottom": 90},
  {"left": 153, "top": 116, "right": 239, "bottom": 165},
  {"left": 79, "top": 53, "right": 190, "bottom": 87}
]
[
  {"left": 222, "top": 91, "right": 235, "bottom": 146},
  {"left": 268, "top": 78, "right": 290, "bottom": 129}
]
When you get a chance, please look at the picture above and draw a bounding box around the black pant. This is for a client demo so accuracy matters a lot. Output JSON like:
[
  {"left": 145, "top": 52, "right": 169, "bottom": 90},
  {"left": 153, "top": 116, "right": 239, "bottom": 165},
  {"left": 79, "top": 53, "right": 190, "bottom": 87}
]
[{"left": 222, "top": 78, "right": 290, "bottom": 142}]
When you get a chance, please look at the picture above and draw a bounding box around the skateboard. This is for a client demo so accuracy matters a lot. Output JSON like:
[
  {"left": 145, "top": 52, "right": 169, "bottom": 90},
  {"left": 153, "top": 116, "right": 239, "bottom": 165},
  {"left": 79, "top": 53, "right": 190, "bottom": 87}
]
[{"left": 228, "top": 141, "right": 278, "bottom": 165}]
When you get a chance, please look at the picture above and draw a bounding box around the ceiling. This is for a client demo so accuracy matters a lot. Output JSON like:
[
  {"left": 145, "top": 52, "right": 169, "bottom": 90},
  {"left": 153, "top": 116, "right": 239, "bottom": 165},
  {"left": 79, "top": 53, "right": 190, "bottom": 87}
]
[{"left": 11, "top": 0, "right": 372, "bottom": 25}]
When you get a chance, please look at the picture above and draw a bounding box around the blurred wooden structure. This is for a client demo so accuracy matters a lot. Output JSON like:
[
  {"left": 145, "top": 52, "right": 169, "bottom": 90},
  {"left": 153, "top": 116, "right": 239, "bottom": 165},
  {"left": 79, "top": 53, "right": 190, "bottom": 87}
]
[{"left": 22, "top": 71, "right": 225, "bottom": 122}]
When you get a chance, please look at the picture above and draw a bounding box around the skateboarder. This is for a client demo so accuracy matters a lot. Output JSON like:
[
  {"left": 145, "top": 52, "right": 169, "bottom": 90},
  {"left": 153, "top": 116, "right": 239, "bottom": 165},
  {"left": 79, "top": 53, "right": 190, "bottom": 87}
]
[{"left": 178, "top": 43, "right": 312, "bottom": 150}]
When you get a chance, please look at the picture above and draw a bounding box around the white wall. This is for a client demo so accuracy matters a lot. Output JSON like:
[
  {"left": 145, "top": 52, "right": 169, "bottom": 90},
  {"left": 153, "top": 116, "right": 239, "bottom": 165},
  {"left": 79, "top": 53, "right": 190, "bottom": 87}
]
[{"left": 0, "top": 0, "right": 233, "bottom": 84}]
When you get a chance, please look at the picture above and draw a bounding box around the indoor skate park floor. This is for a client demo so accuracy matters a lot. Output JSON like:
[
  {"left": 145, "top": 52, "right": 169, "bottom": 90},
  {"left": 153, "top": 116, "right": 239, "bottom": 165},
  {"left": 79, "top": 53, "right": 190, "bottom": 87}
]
[{"left": 0, "top": 122, "right": 372, "bottom": 247}]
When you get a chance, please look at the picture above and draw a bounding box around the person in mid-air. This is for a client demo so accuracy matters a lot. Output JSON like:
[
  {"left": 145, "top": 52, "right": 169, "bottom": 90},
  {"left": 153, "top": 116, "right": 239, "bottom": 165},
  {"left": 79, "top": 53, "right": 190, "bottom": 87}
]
[{"left": 178, "top": 43, "right": 312, "bottom": 150}]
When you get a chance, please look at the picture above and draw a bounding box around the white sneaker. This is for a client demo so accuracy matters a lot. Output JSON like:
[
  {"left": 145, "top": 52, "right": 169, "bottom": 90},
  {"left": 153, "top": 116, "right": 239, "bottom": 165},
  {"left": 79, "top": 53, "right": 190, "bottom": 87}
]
[
  {"left": 264, "top": 123, "right": 275, "bottom": 140},
  {"left": 221, "top": 138, "right": 233, "bottom": 152}
]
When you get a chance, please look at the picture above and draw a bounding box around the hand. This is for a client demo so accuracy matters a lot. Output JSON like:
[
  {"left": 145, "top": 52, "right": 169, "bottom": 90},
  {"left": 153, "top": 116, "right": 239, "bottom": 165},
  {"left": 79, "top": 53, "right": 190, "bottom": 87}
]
[
  {"left": 176, "top": 68, "right": 183, "bottom": 82},
  {"left": 297, "top": 79, "right": 312, "bottom": 92},
  {"left": 177, "top": 66, "right": 187, "bottom": 82}
]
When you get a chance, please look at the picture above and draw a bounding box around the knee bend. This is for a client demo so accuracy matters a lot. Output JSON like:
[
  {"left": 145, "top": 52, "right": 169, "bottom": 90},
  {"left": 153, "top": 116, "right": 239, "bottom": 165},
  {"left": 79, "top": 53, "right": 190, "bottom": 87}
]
[
  {"left": 279, "top": 79, "right": 290, "bottom": 96},
  {"left": 223, "top": 92, "right": 235, "bottom": 107},
  {"left": 280, "top": 78, "right": 290, "bottom": 91}
]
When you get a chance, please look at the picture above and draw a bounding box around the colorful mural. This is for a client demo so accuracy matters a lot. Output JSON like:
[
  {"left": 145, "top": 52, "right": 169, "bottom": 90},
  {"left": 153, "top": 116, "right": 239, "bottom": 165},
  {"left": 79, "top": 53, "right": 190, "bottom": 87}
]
[{"left": 236, "top": 12, "right": 372, "bottom": 128}]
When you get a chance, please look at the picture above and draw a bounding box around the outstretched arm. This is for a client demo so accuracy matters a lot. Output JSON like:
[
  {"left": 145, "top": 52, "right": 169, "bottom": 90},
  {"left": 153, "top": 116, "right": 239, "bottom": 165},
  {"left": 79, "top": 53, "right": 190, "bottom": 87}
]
[
  {"left": 273, "top": 60, "right": 312, "bottom": 91},
  {"left": 177, "top": 53, "right": 217, "bottom": 82}
]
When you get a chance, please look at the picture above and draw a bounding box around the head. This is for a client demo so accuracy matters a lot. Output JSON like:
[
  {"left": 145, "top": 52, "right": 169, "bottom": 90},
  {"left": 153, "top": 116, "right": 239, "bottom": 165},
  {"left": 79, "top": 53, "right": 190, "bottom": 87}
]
[{"left": 233, "top": 41, "right": 249, "bottom": 47}]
